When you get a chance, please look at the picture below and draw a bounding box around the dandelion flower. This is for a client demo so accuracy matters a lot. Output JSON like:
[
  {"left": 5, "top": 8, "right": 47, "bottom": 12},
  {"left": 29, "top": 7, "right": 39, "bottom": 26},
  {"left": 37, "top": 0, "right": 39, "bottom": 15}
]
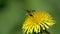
[{"left": 22, "top": 10, "right": 55, "bottom": 34}]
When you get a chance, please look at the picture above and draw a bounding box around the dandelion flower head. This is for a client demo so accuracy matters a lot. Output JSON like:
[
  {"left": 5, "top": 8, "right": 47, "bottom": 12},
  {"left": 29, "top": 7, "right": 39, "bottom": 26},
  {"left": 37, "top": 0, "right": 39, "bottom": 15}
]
[{"left": 22, "top": 10, "right": 55, "bottom": 34}]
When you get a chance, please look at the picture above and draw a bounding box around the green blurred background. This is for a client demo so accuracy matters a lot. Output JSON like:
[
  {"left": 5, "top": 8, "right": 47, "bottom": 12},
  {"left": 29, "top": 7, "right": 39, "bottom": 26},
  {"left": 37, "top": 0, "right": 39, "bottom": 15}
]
[{"left": 0, "top": 0, "right": 60, "bottom": 34}]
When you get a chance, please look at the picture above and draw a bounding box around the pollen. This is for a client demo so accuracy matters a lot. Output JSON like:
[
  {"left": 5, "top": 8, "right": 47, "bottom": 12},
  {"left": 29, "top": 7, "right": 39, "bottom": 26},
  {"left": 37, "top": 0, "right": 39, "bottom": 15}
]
[{"left": 22, "top": 11, "right": 55, "bottom": 34}]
